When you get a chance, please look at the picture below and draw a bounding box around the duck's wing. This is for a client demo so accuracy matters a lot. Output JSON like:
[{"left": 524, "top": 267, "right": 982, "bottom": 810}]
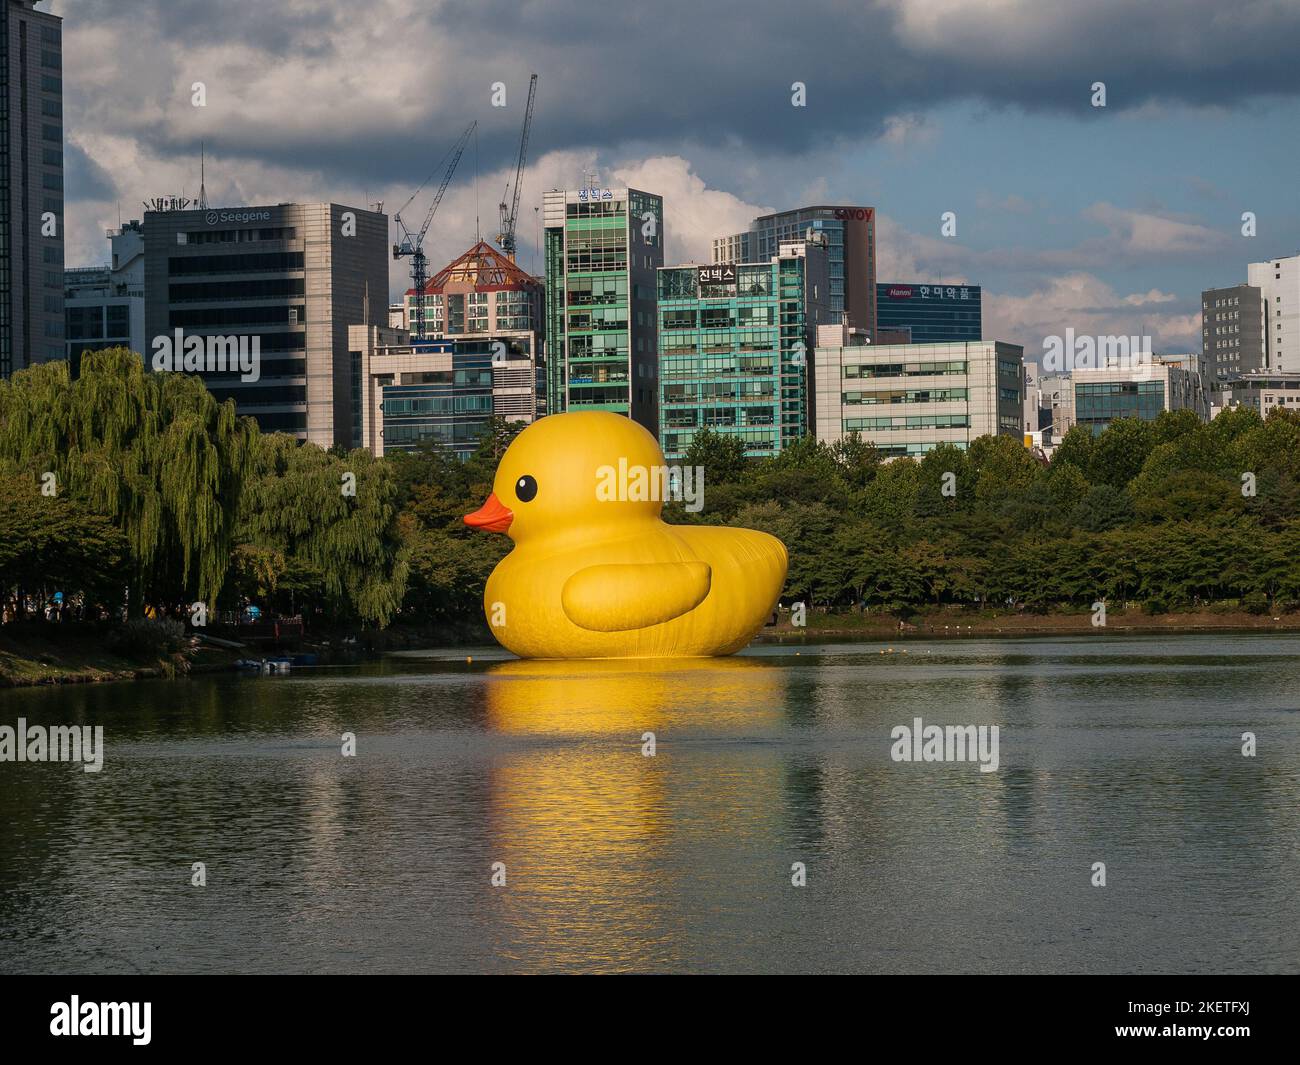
[{"left": 561, "top": 561, "right": 711, "bottom": 632}]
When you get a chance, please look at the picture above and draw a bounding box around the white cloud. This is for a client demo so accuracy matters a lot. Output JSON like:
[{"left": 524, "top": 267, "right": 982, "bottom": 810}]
[
  {"left": 880, "top": 113, "right": 939, "bottom": 149},
  {"left": 875, "top": 212, "right": 975, "bottom": 282},
  {"left": 610, "top": 156, "right": 768, "bottom": 264},
  {"left": 986, "top": 272, "right": 1201, "bottom": 355},
  {"left": 1084, "top": 202, "right": 1225, "bottom": 257}
]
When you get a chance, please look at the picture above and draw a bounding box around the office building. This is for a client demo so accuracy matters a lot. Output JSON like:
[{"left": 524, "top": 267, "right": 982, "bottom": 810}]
[
  {"left": 1202, "top": 283, "right": 1265, "bottom": 381},
  {"left": 1220, "top": 371, "right": 1300, "bottom": 417},
  {"left": 1072, "top": 355, "right": 1210, "bottom": 433},
  {"left": 64, "top": 219, "right": 144, "bottom": 371},
  {"left": 543, "top": 185, "right": 663, "bottom": 431},
  {"left": 1, "top": 0, "right": 63, "bottom": 377},
  {"left": 813, "top": 325, "right": 1023, "bottom": 456},
  {"left": 349, "top": 323, "right": 543, "bottom": 458},
  {"left": 657, "top": 238, "right": 830, "bottom": 459},
  {"left": 403, "top": 239, "right": 542, "bottom": 342},
  {"left": 876, "top": 282, "right": 981, "bottom": 343},
  {"left": 715, "top": 205, "right": 876, "bottom": 334},
  {"left": 1022, "top": 360, "right": 1040, "bottom": 435},
  {"left": 1247, "top": 254, "right": 1300, "bottom": 373},
  {"left": 143, "top": 201, "right": 387, "bottom": 446},
  {"left": 1037, "top": 373, "right": 1075, "bottom": 440}
]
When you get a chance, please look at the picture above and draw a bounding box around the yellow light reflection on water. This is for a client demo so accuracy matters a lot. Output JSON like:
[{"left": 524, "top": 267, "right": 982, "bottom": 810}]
[{"left": 480, "top": 657, "right": 790, "bottom": 970}]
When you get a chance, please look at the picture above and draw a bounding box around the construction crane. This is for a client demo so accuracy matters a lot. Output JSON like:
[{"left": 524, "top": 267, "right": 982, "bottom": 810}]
[
  {"left": 496, "top": 74, "right": 538, "bottom": 261},
  {"left": 393, "top": 120, "right": 476, "bottom": 340}
]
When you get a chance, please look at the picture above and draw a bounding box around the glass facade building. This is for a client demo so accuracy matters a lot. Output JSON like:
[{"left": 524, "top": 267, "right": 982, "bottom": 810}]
[
  {"left": 1070, "top": 357, "right": 1210, "bottom": 434},
  {"left": 1, "top": 0, "right": 65, "bottom": 376},
  {"left": 375, "top": 340, "right": 495, "bottom": 456},
  {"left": 542, "top": 186, "right": 663, "bottom": 433},
  {"left": 351, "top": 326, "right": 543, "bottom": 458},
  {"left": 1075, "top": 380, "right": 1165, "bottom": 432},
  {"left": 876, "top": 282, "right": 981, "bottom": 343},
  {"left": 714, "top": 205, "right": 875, "bottom": 335},
  {"left": 64, "top": 220, "right": 146, "bottom": 374},
  {"left": 657, "top": 241, "right": 829, "bottom": 459}
]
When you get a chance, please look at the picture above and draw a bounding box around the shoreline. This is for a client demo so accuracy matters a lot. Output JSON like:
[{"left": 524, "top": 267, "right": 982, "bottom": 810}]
[
  {"left": 755, "top": 608, "right": 1300, "bottom": 641},
  {"left": 3, "top": 609, "right": 1296, "bottom": 688}
]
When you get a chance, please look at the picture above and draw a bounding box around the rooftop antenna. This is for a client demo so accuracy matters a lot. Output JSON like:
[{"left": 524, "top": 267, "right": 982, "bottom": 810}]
[{"left": 199, "top": 142, "right": 208, "bottom": 210}]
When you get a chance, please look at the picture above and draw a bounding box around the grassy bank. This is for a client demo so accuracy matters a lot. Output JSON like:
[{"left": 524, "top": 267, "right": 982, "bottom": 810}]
[
  {"left": 0, "top": 626, "right": 219, "bottom": 687},
  {"left": 756, "top": 606, "right": 1300, "bottom": 641},
  {"left": 0, "top": 618, "right": 491, "bottom": 688}
]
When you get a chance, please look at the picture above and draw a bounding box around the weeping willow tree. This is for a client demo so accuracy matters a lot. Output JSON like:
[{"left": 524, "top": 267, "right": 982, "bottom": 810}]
[
  {"left": 0, "top": 348, "right": 256, "bottom": 614},
  {"left": 236, "top": 433, "right": 409, "bottom": 627}
]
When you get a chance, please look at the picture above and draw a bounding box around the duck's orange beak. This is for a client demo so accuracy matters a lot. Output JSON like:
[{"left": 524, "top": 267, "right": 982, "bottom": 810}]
[{"left": 464, "top": 492, "right": 513, "bottom": 533}]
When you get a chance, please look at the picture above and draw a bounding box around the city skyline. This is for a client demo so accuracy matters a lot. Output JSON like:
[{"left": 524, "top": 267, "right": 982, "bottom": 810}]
[{"left": 47, "top": 0, "right": 1300, "bottom": 361}]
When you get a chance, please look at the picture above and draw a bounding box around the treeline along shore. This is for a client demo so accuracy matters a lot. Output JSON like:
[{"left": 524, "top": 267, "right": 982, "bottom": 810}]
[{"left": 3, "top": 347, "right": 1300, "bottom": 684}]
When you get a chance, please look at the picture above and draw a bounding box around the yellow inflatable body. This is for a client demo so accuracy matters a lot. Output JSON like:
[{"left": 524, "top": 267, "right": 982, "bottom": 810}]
[{"left": 464, "top": 411, "right": 787, "bottom": 659}]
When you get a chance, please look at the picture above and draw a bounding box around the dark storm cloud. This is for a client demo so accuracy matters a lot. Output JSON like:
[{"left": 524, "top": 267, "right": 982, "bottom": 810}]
[
  {"left": 70, "top": 0, "right": 342, "bottom": 57},
  {"left": 63, "top": 140, "right": 117, "bottom": 201},
  {"left": 55, "top": 0, "right": 1300, "bottom": 190}
]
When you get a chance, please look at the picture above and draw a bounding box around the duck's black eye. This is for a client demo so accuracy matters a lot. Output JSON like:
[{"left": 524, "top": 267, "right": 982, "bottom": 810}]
[{"left": 514, "top": 474, "right": 538, "bottom": 503}]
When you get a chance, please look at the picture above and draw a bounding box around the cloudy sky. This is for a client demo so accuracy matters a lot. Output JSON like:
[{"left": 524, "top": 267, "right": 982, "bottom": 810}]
[{"left": 49, "top": 0, "right": 1300, "bottom": 359}]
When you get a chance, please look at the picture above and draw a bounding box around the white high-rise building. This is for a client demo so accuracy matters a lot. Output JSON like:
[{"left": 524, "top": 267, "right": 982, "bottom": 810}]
[
  {"left": 1247, "top": 254, "right": 1300, "bottom": 373},
  {"left": 812, "top": 323, "right": 1023, "bottom": 457},
  {"left": 64, "top": 220, "right": 145, "bottom": 368}
]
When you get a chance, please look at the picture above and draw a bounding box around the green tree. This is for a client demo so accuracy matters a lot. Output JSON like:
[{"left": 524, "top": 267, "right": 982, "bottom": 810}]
[
  {"left": 1070, "top": 484, "right": 1135, "bottom": 532},
  {"left": 0, "top": 469, "right": 128, "bottom": 615},
  {"left": 237, "top": 434, "right": 409, "bottom": 626},
  {"left": 683, "top": 428, "right": 748, "bottom": 485},
  {"left": 1088, "top": 417, "right": 1155, "bottom": 489},
  {"left": 0, "top": 349, "right": 254, "bottom": 613},
  {"left": 831, "top": 431, "right": 883, "bottom": 491},
  {"left": 1051, "top": 424, "right": 1095, "bottom": 478}
]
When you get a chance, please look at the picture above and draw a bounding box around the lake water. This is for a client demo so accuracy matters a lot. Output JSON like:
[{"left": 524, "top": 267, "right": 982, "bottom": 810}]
[{"left": 2, "top": 634, "right": 1297, "bottom": 974}]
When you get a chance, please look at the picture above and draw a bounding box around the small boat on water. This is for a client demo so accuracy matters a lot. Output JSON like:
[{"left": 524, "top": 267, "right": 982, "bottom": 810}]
[{"left": 234, "top": 658, "right": 292, "bottom": 676}]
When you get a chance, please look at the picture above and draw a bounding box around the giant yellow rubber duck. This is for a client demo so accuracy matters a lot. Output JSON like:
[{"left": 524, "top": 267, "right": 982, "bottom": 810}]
[{"left": 464, "top": 411, "right": 787, "bottom": 659}]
